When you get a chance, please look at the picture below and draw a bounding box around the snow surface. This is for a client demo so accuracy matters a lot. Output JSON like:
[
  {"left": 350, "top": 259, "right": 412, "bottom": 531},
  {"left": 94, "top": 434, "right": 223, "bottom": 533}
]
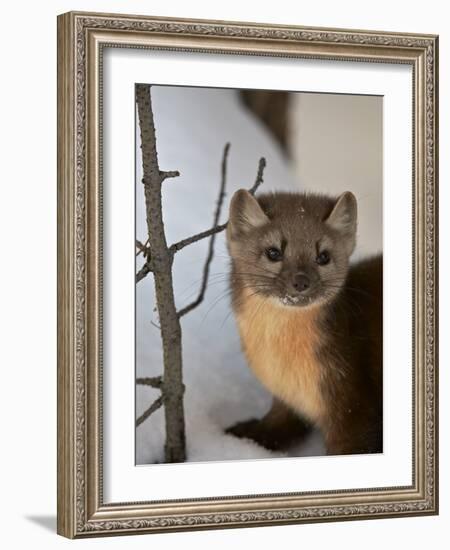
[{"left": 136, "top": 86, "right": 337, "bottom": 464}]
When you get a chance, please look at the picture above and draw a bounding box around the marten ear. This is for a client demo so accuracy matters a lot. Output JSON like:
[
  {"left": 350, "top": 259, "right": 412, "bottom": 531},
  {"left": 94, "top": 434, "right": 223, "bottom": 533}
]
[
  {"left": 228, "top": 189, "right": 269, "bottom": 238},
  {"left": 326, "top": 192, "right": 357, "bottom": 233},
  {"left": 325, "top": 192, "right": 357, "bottom": 252}
]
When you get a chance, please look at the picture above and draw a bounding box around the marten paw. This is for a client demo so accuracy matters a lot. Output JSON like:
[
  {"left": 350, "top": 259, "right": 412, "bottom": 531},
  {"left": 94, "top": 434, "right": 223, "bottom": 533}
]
[{"left": 225, "top": 418, "right": 285, "bottom": 451}]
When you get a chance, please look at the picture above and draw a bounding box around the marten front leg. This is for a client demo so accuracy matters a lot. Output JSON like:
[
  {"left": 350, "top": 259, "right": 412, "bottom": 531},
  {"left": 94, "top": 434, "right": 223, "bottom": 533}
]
[{"left": 225, "top": 399, "right": 311, "bottom": 451}]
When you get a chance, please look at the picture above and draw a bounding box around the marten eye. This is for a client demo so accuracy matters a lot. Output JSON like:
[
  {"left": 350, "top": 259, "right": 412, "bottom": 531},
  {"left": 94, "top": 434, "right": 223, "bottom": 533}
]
[
  {"left": 265, "top": 247, "right": 283, "bottom": 262},
  {"left": 316, "top": 250, "right": 330, "bottom": 265}
]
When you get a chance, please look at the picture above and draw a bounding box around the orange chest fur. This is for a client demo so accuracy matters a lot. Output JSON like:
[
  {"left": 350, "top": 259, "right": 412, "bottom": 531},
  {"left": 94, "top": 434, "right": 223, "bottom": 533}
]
[{"left": 236, "top": 294, "right": 325, "bottom": 422}]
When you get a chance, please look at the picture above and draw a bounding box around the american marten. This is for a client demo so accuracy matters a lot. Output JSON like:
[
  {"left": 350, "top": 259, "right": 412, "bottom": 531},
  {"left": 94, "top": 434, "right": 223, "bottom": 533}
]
[{"left": 225, "top": 190, "right": 382, "bottom": 456}]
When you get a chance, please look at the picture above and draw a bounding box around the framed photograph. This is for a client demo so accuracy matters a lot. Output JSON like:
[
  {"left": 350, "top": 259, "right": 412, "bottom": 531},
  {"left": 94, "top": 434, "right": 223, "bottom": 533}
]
[{"left": 57, "top": 11, "right": 439, "bottom": 538}]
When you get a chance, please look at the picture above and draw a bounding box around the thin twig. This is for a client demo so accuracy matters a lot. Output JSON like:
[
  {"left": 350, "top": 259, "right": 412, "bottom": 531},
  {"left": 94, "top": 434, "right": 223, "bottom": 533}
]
[
  {"left": 169, "top": 223, "right": 228, "bottom": 255},
  {"left": 169, "top": 156, "right": 266, "bottom": 255},
  {"left": 177, "top": 143, "right": 230, "bottom": 318},
  {"left": 136, "top": 395, "right": 164, "bottom": 427},
  {"left": 136, "top": 238, "right": 152, "bottom": 281},
  {"left": 136, "top": 261, "right": 152, "bottom": 282},
  {"left": 136, "top": 238, "right": 150, "bottom": 257},
  {"left": 137, "top": 376, "right": 163, "bottom": 388},
  {"left": 248, "top": 157, "right": 266, "bottom": 195},
  {"left": 160, "top": 170, "right": 180, "bottom": 181}
]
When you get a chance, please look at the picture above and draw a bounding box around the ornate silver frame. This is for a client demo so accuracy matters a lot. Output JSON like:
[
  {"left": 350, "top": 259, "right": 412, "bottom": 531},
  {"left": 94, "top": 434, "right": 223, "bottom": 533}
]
[{"left": 57, "top": 11, "right": 439, "bottom": 538}]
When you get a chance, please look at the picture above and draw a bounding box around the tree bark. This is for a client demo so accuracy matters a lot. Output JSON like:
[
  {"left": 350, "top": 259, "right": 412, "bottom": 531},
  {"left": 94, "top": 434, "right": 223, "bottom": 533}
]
[{"left": 136, "top": 84, "right": 186, "bottom": 463}]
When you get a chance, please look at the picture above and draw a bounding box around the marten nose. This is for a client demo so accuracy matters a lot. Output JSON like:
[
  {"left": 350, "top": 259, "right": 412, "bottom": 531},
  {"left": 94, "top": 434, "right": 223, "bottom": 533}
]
[{"left": 293, "top": 273, "right": 311, "bottom": 293}]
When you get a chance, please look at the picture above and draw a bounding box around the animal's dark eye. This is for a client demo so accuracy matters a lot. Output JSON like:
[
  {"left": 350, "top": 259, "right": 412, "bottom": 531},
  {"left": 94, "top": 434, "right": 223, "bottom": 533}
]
[
  {"left": 265, "top": 247, "right": 283, "bottom": 262},
  {"left": 316, "top": 250, "right": 330, "bottom": 265}
]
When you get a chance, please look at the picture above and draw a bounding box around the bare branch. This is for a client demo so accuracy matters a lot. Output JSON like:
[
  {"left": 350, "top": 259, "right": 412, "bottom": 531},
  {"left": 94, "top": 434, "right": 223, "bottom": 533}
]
[
  {"left": 248, "top": 157, "right": 266, "bottom": 195},
  {"left": 177, "top": 143, "right": 230, "bottom": 318},
  {"left": 160, "top": 170, "right": 180, "bottom": 181},
  {"left": 136, "top": 395, "right": 164, "bottom": 427},
  {"left": 169, "top": 156, "right": 266, "bottom": 255},
  {"left": 136, "top": 83, "right": 186, "bottom": 462},
  {"left": 169, "top": 223, "right": 227, "bottom": 255},
  {"left": 136, "top": 238, "right": 149, "bottom": 257},
  {"left": 137, "top": 376, "right": 163, "bottom": 388},
  {"left": 135, "top": 83, "right": 268, "bottom": 462},
  {"left": 136, "top": 261, "right": 152, "bottom": 282},
  {"left": 136, "top": 238, "right": 152, "bottom": 281}
]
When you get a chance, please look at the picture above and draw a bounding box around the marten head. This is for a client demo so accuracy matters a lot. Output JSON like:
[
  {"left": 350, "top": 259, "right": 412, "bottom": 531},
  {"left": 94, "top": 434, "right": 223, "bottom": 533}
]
[{"left": 227, "top": 190, "right": 357, "bottom": 309}]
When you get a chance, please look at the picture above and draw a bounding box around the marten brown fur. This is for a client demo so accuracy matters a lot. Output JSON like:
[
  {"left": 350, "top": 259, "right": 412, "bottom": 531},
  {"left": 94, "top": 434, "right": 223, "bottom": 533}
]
[{"left": 225, "top": 190, "right": 382, "bottom": 456}]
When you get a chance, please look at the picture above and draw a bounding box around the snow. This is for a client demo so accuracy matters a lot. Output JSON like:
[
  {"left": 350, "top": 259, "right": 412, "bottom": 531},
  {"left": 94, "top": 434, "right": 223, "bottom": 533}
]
[{"left": 135, "top": 86, "right": 328, "bottom": 464}]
